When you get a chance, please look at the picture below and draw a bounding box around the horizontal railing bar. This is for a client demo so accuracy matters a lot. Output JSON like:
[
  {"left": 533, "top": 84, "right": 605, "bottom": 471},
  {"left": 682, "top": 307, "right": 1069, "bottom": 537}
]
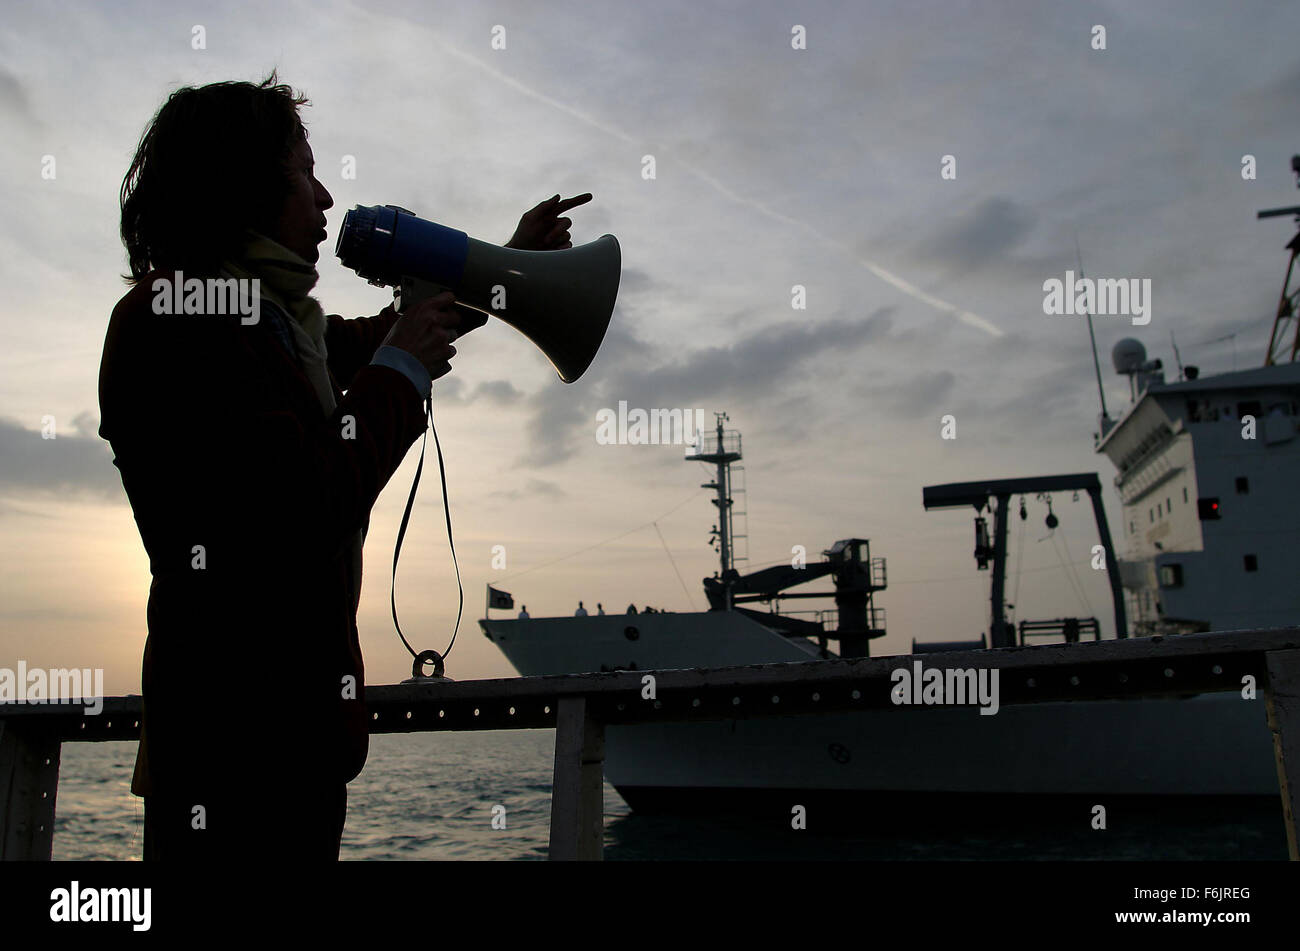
[{"left": 2, "top": 627, "right": 1297, "bottom": 741}]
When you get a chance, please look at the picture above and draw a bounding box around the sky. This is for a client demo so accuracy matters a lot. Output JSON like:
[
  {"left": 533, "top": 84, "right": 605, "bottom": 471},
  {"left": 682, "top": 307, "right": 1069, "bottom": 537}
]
[{"left": 1, "top": 0, "right": 1299, "bottom": 694}]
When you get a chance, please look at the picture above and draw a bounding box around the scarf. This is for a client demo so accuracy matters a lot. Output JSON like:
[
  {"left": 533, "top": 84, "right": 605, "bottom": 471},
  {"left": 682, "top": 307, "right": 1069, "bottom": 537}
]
[
  {"left": 221, "top": 231, "right": 365, "bottom": 613},
  {"left": 221, "top": 232, "right": 335, "bottom": 412}
]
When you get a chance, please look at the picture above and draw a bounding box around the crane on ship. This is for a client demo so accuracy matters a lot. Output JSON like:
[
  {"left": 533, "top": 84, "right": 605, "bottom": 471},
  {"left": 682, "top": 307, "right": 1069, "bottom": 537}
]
[
  {"left": 688, "top": 413, "right": 887, "bottom": 659},
  {"left": 1258, "top": 154, "right": 1300, "bottom": 366}
]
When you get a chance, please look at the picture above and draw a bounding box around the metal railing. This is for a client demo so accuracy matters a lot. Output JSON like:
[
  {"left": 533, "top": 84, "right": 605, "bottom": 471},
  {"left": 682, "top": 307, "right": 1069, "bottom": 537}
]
[
  {"left": 3, "top": 627, "right": 1300, "bottom": 861},
  {"left": 684, "top": 428, "right": 741, "bottom": 459}
]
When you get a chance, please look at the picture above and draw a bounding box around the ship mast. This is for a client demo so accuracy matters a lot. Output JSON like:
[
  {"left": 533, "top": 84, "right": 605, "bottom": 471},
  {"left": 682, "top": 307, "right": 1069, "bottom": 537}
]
[{"left": 686, "top": 412, "right": 742, "bottom": 609}]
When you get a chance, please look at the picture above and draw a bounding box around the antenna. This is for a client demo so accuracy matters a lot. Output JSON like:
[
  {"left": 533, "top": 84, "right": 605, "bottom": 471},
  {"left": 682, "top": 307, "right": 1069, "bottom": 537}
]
[
  {"left": 1200, "top": 330, "right": 1240, "bottom": 371},
  {"left": 1170, "top": 330, "right": 1185, "bottom": 381},
  {"left": 1077, "top": 236, "right": 1111, "bottom": 433}
]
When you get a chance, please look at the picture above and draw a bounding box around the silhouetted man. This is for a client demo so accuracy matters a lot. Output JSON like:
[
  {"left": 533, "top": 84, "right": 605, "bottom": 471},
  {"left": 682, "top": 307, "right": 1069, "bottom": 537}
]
[{"left": 100, "top": 73, "right": 590, "bottom": 860}]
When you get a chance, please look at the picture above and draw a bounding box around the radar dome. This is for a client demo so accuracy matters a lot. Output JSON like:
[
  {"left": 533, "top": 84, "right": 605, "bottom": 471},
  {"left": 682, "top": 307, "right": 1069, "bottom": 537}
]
[{"left": 1112, "top": 338, "right": 1146, "bottom": 374}]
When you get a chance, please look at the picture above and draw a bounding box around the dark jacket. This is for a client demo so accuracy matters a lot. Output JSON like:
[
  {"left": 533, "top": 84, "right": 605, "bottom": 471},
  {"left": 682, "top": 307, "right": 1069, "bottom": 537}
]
[{"left": 98, "top": 273, "right": 425, "bottom": 799}]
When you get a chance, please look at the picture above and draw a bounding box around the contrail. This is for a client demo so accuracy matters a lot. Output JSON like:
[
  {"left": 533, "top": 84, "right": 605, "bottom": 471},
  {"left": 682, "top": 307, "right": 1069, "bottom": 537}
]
[
  {"left": 675, "top": 158, "right": 1002, "bottom": 337},
  {"left": 427, "top": 36, "right": 638, "bottom": 147},
  {"left": 427, "top": 33, "right": 1002, "bottom": 338}
]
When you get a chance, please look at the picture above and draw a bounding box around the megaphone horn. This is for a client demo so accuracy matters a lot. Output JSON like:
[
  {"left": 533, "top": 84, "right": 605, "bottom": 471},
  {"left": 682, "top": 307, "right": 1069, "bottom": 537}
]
[{"left": 335, "top": 204, "right": 621, "bottom": 383}]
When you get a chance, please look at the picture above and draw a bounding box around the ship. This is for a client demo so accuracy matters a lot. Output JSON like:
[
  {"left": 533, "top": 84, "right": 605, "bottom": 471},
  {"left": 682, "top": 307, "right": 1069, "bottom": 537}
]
[{"left": 478, "top": 161, "right": 1300, "bottom": 815}]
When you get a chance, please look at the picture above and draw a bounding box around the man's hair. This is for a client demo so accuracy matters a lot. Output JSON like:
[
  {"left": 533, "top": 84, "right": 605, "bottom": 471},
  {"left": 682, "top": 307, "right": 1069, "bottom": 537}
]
[{"left": 119, "top": 70, "right": 309, "bottom": 283}]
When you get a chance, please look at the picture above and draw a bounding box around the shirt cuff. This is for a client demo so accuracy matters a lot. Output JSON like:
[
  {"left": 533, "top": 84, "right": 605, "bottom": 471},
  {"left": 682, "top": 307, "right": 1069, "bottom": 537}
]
[{"left": 370, "top": 345, "right": 432, "bottom": 398}]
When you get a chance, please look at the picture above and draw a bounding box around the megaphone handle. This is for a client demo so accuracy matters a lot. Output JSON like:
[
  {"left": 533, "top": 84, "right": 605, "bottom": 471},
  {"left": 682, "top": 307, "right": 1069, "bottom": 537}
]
[
  {"left": 452, "top": 303, "right": 490, "bottom": 334},
  {"left": 397, "top": 277, "right": 453, "bottom": 377},
  {"left": 397, "top": 275, "right": 449, "bottom": 314},
  {"left": 397, "top": 277, "right": 490, "bottom": 339}
]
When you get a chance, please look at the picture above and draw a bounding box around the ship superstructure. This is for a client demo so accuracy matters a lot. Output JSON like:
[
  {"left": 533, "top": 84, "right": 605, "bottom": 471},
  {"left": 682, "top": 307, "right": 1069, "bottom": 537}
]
[
  {"left": 1092, "top": 157, "right": 1300, "bottom": 635},
  {"left": 1097, "top": 355, "right": 1300, "bottom": 635}
]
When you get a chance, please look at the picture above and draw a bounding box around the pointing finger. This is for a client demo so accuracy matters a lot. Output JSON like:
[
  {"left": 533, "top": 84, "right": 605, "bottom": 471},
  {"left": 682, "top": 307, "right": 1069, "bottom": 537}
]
[
  {"left": 554, "top": 193, "right": 593, "bottom": 212},
  {"left": 527, "top": 194, "right": 561, "bottom": 215}
]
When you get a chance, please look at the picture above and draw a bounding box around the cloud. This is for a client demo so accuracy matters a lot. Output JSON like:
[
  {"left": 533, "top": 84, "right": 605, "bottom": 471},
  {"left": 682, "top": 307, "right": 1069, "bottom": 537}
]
[
  {"left": 0, "top": 67, "right": 39, "bottom": 128},
  {"left": 609, "top": 307, "right": 896, "bottom": 404},
  {"left": 918, "top": 197, "right": 1036, "bottom": 275},
  {"left": 616, "top": 267, "right": 656, "bottom": 296},
  {"left": 0, "top": 499, "right": 55, "bottom": 520},
  {"left": 434, "top": 378, "right": 466, "bottom": 401},
  {"left": 0, "top": 415, "right": 122, "bottom": 500},
  {"left": 517, "top": 383, "right": 590, "bottom": 468},
  {"left": 989, "top": 362, "right": 1105, "bottom": 436},
  {"left": 487, "top": 478, "right": 565, "bottom": 502},
  {"left": 854, "top": 370, "right": 957, "bottom": 420},
  {"left": 1239, "top": 62, "right": 1300, "bottom": 122},
  {"left": 433, "top": 377, "right": 523, "bottom": 406},
  {"left": 517, "top": 307, "right": 897, "bottom": 465},
  {"left": 472, "top": 380, "right": 523, "bottom": 405}
]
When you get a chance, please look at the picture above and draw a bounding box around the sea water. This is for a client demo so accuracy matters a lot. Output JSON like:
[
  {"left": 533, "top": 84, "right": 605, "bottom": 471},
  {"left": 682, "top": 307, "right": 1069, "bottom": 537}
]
[{"left": 53, "top": 733, "right": 1287, "bottom": 861}]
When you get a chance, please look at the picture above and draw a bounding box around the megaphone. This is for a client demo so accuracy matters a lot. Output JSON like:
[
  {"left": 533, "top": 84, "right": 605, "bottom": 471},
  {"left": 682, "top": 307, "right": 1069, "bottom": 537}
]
[{"left": 335, "top": 204, "right": 620, "bottom": 383}]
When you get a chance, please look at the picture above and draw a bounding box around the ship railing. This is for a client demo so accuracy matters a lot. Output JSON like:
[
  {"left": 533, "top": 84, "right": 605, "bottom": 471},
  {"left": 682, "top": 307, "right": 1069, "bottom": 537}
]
[
  {"left": 683, "top": 429, "right": 741, "bottom": 459},
  {"left": 1018, "top": 617, "right": 1101, "bottom": 645},
  {"left": 3, "top": 626, "right": 1300, "bottom": 862},
  {"left": 780, "top": 608, "right": 837, "bottom": 629},
  {"left": 778, "top": 606, "right": 886, "bottom": 633},
  {"left": 870, "top": 557, "right": 887, "bottom": 588}
]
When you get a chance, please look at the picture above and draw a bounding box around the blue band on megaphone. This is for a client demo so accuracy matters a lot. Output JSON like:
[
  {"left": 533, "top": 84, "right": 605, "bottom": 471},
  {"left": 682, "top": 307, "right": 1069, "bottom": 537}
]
[
  {"left": 336, "top": 204, "right": 470, "bottom": 289},
  {"left": 388, "top": 207, "right": 469, "bottom": 288}
]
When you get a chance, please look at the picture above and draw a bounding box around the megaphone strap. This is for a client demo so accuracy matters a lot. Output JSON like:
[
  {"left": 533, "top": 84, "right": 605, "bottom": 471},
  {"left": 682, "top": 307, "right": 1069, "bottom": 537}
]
[{"left": 390, "top": 397, "right": 464, "bottom": 670}]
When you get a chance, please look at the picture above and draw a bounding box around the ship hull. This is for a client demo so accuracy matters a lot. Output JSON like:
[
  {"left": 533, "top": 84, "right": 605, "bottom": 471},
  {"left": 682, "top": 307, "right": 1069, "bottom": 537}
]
[{"left": 481, "top": 612, "right": 1280, "bottom": 805}]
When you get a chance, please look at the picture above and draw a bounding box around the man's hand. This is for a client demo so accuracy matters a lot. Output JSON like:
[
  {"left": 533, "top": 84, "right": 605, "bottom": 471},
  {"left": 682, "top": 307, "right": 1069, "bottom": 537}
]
[
  {"left": 380, "top": 291, "right": 461, "bottom": 380},
  {"left": 505, "top": 193, "right": 593, "bottom": 251}
]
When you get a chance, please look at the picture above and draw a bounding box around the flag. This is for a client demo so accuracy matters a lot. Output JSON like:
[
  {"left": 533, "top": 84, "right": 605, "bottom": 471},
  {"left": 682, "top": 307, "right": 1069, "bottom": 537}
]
[{"left": 488, "top": 586, "right": 513, "bottom": 609}]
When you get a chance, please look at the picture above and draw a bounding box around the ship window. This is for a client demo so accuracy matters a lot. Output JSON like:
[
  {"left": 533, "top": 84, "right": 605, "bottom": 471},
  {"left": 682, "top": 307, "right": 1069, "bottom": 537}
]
[
  {"left": 1186, "top": 400, "right": 1201, "bottom": 422},
  {"left": 1197, "top": 497, "right": 1221, "bottom": 520},
  {"left": 1244, "top": 554, "right": 1258, "bottom": 572},
  {"left": 1166, "top": 497, "right": 1171, "bottom": 513},
  {"left": 1235, "top": 476, "right": 1249, "bottom": 494},
  {"left": 1237, "top": 400, "right": 1262, "bottom": 420},
  {"left": 1149, "top": 508, "right": 1154, "bottom": 523},
  {"left": 1183, "top": 487, "right": 1188, "bottom": 504},
  {"left": 1158, "top": 564, "right": 1183, "bottom": 588}
]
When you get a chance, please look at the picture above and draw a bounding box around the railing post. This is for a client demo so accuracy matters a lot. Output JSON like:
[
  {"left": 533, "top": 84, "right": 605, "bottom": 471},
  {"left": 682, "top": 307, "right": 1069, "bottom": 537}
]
[
  {"left": 1265, "top": 648, "right": 1300, "bottom": 860},
  {"left": 548, "top": 696, "right": 605, "bottom": 861},
  {"left": 0, "top": 721, "right": 62, "bottom": 861}
]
